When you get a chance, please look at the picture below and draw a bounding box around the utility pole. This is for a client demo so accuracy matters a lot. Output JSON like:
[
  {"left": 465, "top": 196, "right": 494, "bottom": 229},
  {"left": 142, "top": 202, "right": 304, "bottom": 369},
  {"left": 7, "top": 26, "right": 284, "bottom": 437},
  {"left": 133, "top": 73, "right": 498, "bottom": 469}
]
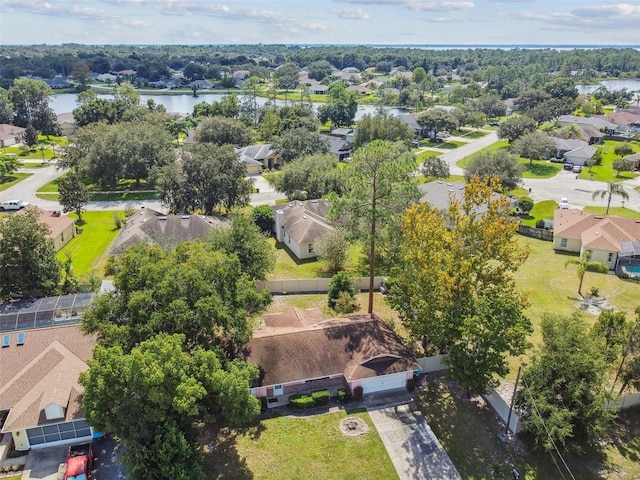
[{"left": 505, "top": 364, "right": 522, "bottom": 435}]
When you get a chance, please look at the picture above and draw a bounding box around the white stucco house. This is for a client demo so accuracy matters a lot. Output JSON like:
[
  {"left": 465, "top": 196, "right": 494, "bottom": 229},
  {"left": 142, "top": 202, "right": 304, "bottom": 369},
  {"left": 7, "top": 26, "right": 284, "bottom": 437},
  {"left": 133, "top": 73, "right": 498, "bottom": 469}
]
[{"left": 553, "top": 209, "right": 640, "bottom": 271}]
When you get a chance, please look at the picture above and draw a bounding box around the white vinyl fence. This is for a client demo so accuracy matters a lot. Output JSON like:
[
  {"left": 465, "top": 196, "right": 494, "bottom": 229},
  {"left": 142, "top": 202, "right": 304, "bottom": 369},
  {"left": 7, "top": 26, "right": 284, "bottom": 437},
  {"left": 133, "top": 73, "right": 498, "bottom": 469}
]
[{"left": 257, "top": 277, "right": 385, "bottom": 294}]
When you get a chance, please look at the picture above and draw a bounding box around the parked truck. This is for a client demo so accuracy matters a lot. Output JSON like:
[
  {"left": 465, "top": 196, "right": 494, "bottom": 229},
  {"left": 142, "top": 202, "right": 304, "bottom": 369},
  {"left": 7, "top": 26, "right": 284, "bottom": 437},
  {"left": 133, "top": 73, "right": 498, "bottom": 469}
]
[
  {"left": 0, "top": 199, "right": 29, "bottom": 211},
  {"left": 64, "top": 443, "right": 94, "bottom": 480}
]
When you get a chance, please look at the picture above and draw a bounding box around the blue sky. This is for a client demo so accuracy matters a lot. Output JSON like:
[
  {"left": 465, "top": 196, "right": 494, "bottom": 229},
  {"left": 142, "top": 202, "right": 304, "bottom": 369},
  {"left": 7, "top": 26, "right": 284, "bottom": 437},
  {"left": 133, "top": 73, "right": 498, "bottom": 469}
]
[{"left": 0, "top": 0, "right": 639, "bottom": 45}]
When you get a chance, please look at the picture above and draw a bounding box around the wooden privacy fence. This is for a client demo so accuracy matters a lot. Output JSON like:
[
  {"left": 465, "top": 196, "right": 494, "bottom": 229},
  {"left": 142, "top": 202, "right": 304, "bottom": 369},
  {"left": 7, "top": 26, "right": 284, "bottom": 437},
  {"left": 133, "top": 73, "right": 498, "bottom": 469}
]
[
  {"left": 257, "top": 277, "right": 385, "bottom": 294},
  {"left": 518, "top": 224, "right": 553, "bottom": 241}
]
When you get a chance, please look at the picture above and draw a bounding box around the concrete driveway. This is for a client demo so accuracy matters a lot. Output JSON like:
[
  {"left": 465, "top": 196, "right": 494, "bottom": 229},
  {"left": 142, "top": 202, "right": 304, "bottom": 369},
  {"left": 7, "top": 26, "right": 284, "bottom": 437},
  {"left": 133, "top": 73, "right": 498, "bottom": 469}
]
[
  {"left": 20, "top": 446, "right": 66, "bottom": 480},
  {"left": 365, "top": 392, "right": 462, "bottom": 480}
]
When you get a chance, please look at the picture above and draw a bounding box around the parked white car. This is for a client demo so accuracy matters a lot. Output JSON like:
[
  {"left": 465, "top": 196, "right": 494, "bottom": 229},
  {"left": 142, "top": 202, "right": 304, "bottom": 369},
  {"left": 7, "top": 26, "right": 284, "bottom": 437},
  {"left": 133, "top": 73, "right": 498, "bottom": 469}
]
[
  {"left": 559, "top": 197, "right": 569, "bottom": 209},
  {"left": 0, "top": 200, "right": 29, "bottom": 211}
]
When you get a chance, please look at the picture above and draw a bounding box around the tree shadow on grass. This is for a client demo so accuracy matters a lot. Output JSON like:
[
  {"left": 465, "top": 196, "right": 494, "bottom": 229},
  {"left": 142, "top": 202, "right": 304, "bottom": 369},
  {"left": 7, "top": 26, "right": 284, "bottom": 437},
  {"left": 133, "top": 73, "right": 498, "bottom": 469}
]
[
  {"left": 200, "top": 424, "right": 257, "bottom": 480},
  {"left": 525, "top": 161, "right": 562, "bottom": 177},
  {"left": 274, "top": 240, "right": 318, "bottom": 267},
  {"left": 415, "top": 375, "right": 609, "bottom": 480}
]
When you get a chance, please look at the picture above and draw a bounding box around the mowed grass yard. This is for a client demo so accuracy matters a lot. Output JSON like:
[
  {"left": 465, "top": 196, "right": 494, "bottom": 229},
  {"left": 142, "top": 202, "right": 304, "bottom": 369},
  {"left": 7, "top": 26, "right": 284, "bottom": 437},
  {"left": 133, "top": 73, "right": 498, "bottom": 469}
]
[
  {"left": 202, "top": 411, "right": 397, "bottom": 480},
  {"left": 57, "top": 211, "right": 124, "bottom": 279},
  {"left": 418, "top": 376, "right": 640, "bottom": 480},
  {"left": 579, "top": 139, "right": 640, "bottom": 182},
  {"left": 0, "top": 172, "right": 32, "bottom": 191}
]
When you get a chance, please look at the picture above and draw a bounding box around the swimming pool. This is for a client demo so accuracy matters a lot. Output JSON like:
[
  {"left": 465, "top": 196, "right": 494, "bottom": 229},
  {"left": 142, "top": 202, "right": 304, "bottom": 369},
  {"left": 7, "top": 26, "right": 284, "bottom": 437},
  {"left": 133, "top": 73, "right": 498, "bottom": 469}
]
[{"left": 622, "top": 265, "right": 640, "bottom": 277}]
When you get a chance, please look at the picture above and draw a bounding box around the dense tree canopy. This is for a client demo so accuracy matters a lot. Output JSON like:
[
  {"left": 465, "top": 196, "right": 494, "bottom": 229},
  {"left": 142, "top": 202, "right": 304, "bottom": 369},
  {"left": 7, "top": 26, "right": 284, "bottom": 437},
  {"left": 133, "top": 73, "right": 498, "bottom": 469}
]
[
  {"left": 465, "top": 149, "right": 524, "bottom": 192},
  {"left": 498, "top": 115, "right": 538, "bottom": 143},
  {"left": 272, "top": 127, "right": 329, "bottom": 163},
  {"left": 417, "top": 108, "right": 458, "bottom": 136},
  {"left": 158, "top": 143, "right": 251, "bottom": 215},
  {"left": 0, "top": 209, "right": 61, "bottom": 299},
  {"left": 272, "top": 153, "right": 344, "bottom": 200},
  {"left": 58, "top": 171, "right": 90, "bottom": 222},
  {"left": 354, "top": 113, "right": 414, "bottom": 148},
  {"left": 317, "top": 83, "right": 358, "bottom": 127},
  {"left": 80, "top": 333, "right": 260, "bottom": 480},
  {"left": 516, "top": 313, "right": 612, "bottom": 452},
  {"left": 387, "top": 178, "right": 531, "bottom": 394},
  {"left": 83, "top": 241, "right": 270, "bottom": 356},
  {"left": 195, "top": 115, "right": 252, "bottom": 146},
  {"left": 511, "top": 131, "right": 557, "bottom": 166}
]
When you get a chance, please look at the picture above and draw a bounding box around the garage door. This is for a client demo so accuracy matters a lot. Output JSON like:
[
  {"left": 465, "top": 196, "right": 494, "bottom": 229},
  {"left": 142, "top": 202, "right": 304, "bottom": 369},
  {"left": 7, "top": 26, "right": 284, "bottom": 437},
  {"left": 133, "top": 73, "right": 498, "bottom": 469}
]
[{"left": 359, "top": 372, "right": 407, "bottom": 395}]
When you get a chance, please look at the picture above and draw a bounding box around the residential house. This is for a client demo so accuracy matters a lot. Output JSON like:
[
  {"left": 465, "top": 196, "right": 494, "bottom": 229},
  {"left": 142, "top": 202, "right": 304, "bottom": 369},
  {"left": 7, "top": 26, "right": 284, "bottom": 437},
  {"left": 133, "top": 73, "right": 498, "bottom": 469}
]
[
  {"left": 0, "top": 325, "right": 97, "bottom": 450},
  {"left": 56, "top": 113, "right": 76, "bottom": 137},
  {"left": 308, "top": 84, "right": 329, "bottom": 95},
  {"left": 624, "top": 152, "right": 640, "bottom": 170},
  {"left": 189, "top": 80, "right": 213, "bottom": 90},
  {"left": 15, "top": 206, "right": 76, "bottom": 251},
  {"left": 0, "top": 124, "right": 25, "bottom": 147},
  {"left": 558, "top": 115, "right": 618, "bottom": 137},
  {"left": 550, "top": 137, "right": 596, "bottom": 165},
  {"left": 418, "top": 180, "right": 516, "bottom": 214},
  {"left": 246, "top": 311, "right": 420, "bottom": 407},
  {"left": 346, "top": 84, "right": 372, "bottom": 95},
  {"left": 233, "top": 70, "right": 251, "bottom": 87},
  {"left": 553, "top": 209, "right": 640, "bottom": 271},
  {"left": 236, "top": 144, "right": 276, "bottom": 172},
  {"left": 398, "top": 114, "right": 423, "bottom": 137},
  {"left": 107, "top": 207, "right": 225, "bottom": 255},
  {"left": 272, "top": 199, "right": 334, "bottom": 260},
  {"left": 96, "top": 73, "right": 117, "bottom": 83},
  {"left": 322, "top": 128, "right": 353, "bottom": 161}
]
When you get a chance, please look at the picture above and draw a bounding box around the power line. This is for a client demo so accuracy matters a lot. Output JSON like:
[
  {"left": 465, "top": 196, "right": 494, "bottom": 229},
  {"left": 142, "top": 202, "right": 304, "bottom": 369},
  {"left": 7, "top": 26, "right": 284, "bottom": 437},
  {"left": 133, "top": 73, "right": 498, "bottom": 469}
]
[{"left": 521, "top": 377, "right": 577, "bottom": 480}]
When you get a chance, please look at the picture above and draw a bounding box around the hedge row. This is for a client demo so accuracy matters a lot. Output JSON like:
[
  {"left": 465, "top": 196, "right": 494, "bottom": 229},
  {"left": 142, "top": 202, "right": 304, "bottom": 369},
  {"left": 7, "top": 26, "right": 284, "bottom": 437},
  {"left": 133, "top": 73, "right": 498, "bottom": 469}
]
[{"left": 289, "top": 389, "right": 331, "bottom": 409}]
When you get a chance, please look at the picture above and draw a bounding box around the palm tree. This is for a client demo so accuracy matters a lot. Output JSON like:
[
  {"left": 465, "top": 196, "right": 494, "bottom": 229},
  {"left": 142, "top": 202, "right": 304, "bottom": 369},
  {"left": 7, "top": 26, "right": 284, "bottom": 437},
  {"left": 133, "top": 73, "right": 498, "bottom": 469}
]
[
  {"left": 565, "top": 250, "right": 604, "bottom": 297},
  {"left": 591, "top": 182, "right": 629, "bottom": 215}
]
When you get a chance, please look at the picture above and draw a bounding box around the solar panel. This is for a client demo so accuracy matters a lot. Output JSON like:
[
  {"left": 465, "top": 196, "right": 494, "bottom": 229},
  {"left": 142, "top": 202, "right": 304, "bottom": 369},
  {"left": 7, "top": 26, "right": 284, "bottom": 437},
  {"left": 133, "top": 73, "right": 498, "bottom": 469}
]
[
  {"left": 2, "top": 334, "right": 10, "bottom": 347},
  {"left": 17, "top": 332, "right": 25, "bottom": 345}
]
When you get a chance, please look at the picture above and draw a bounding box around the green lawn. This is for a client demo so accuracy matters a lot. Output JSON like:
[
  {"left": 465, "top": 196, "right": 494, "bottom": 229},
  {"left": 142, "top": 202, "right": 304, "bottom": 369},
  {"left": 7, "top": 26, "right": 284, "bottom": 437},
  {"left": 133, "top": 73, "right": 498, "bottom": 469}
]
[
  {"left": 418, "top": 377, "right": 640, "bottom": 480},
  {"left": 457, "top": 129, "right": 488, "bottom": 139},
  {"left": 57, "top": 211, "right": 124, "bottom": 279},
  {"left": 0, "top": 172, "right": 31, "bottom": 191},
  {"left": 203, "top": 411, "right": 397, "bottom": 480},
  {"left": 37, "top": 174, "right": 159, "bottom": 201},
  {"left": 579, "top": 140, "right": 640, "bottom": 182},
  {"left": 583, "top": 206, "right": 640, "bottom": 218},
  {"left": 519, "top": 200, "right": 558, "bottom": 227},
  {"left": 415, "top": 149, "right": 441, "bottom": 164},
  {"left": 424, "top": 140, "right": 465, "bottom": 149}
]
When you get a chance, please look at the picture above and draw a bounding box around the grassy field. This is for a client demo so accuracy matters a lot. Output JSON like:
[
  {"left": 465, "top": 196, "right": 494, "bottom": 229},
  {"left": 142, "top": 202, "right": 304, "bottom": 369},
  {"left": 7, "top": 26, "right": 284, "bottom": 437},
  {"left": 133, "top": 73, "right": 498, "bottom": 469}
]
[
  {"left": 579, "top": 140, "right": 640, "bottom": 182},
  {"left": 57, "top": 211, "right": 124, "bottom": 279},
  {"left": 457, "top": 140, "right": 563, "bottom": 179},
  {"left": 202, "top": 410, "right": 397, "bottom": 480},
  {"left": 415, "top": 149, "right": 441, "bottom": 164},
  {"left": 418, "top": 377, "right": 640, "bottom": 480},
  {"left": 583, "top": 206, "right": 640, "bottom": 218},
  {"left": 519, "top": 200, "right": 558, "bottom": 227},
  {"left": 37, "top": 174, "right": 159, "bottom": 201},
  {"left": 0, "top": 172, "right": 31, "bottom": 192},
  {"left": 457, "top": 129, "right": 489, "bottom": 139}
]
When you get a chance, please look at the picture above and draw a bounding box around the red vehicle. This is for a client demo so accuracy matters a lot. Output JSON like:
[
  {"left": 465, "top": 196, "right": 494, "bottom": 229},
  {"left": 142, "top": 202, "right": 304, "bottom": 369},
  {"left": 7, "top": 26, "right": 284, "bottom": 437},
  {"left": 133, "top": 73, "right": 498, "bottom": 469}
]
[{"left": 64, "top": 443, "right": 94, "bottom": 480}]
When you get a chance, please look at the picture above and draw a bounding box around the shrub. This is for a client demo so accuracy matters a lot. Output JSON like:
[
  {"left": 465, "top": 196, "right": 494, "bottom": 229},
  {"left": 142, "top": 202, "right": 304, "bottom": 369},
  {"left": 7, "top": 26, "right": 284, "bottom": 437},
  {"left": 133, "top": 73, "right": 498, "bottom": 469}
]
[
  {"left": 311, "top": 389, "right": 331, "bottom": 406},
  {"left": 353, "top": 385, "right": 363, "bottom": 401},
  {"left": 406, "top": 378, "right": 416, "bottom": 392},
  {"left": 328, "top": 271, "right": 357, "bottom": 309},
  {"left": 112, "top": 212, "right": 124, "bottom": 229},
  {"left": 251, "top": 205, "right": 274, "bottom": 233},
  {"left": 123, "top": 205, "right": 137, "bottom": 217},
  {"left": 11, "top": 464, "right": 20, "bottom": 472},
  {"left": 337, "top": 387, "right": 352, "bottom": 402},
  {"left": 535, "top": 219, "right": 545, "bottom": 229},
  {"left": 586, "top": 263, "right": 608, "bottom": 274},
  {"left": 289, "top": 393, "right": 315, "bottom": 409},
  {"left": 334, "top": 290, "right": 359, "bottom": 314},
  {"left": 590, "top": 286, "right": 600, "bottom": 298},
  {"left": 518, "top": 196, "right": 534, "bottom": 214}
]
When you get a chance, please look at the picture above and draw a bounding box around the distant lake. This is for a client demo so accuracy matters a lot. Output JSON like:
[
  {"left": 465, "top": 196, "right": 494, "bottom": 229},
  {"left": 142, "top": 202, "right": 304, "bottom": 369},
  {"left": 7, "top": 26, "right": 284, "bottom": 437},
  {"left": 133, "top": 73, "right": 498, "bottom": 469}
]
[
  {"left": 576, "top": 79, "right": 640, "bottom": 95},
  {"left": 50, "top": 92, "right": 408, "bottom": 119}
]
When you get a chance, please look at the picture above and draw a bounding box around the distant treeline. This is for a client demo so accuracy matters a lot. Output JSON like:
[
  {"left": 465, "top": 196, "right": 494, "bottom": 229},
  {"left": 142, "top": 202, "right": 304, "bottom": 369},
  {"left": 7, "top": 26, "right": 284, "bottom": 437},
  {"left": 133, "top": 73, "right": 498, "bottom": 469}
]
[{"left": 1, "top": 44, "right": 639, "bottom": 88}]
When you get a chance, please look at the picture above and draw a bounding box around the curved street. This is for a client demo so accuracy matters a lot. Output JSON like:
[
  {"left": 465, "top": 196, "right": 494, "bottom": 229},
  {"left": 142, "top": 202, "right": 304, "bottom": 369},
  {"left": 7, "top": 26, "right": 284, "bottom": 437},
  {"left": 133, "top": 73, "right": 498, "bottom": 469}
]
[{"left": 3, "top": 133, "right": 640, "bottom": 213}]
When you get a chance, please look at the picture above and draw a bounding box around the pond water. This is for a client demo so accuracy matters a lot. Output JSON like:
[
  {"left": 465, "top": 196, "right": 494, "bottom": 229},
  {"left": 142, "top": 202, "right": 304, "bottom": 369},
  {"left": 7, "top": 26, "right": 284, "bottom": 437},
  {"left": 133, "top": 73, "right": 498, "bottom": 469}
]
[
  {"left": 576, "top": 79, "right": 640, "bottom": 95},
  {"left": 49, "top": 92, "right": 408, "bottom": 119}
]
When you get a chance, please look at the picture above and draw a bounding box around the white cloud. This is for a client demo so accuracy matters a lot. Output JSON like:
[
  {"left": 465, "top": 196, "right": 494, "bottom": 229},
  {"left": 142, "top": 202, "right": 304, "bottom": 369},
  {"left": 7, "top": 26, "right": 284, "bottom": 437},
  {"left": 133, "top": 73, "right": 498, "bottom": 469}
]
[
  {"left": 336, "top": 0, "right": 473, "bottom": 10},
  {"left": 508, "top": 3, "right": 640, "bottom": 30},
  {"left": 330, "top": 7, "right": 371, "bottom": 19}
]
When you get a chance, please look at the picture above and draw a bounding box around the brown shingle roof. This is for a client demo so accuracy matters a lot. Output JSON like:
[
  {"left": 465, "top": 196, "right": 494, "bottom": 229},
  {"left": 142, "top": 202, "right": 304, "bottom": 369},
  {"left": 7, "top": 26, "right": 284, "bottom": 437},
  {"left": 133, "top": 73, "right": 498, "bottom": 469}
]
[
  {"left": 0, "top": 325, "right": 96, "bottom": 431},
  {"left": 246, "top": 314, "right": 419, "bottom": 387},
  {"left": 108, "top": 208, "right": 226, "bottom": 254}
]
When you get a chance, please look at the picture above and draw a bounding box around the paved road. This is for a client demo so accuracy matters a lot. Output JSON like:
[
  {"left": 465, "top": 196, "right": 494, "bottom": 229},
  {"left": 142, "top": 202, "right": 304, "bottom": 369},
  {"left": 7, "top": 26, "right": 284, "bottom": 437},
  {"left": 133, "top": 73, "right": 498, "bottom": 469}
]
[{"left": 5, "top": 134, "right": 640, "bottom": 212}]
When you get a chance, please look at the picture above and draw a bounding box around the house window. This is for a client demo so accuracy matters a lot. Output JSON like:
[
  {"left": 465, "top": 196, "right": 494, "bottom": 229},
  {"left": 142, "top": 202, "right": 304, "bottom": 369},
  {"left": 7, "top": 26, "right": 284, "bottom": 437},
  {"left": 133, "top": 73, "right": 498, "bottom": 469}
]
[
  {"left": 608, "top": 253, "right": 614, "bottom": 262},
  {"left": 268, "top": 398, "right": 279, "bottom": 404},
  {"left": 560, "top": 238, "right": 567, "bottom": 248},
  {"left": 308, "top": 244, "right": 314, "bottom": 253}
]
